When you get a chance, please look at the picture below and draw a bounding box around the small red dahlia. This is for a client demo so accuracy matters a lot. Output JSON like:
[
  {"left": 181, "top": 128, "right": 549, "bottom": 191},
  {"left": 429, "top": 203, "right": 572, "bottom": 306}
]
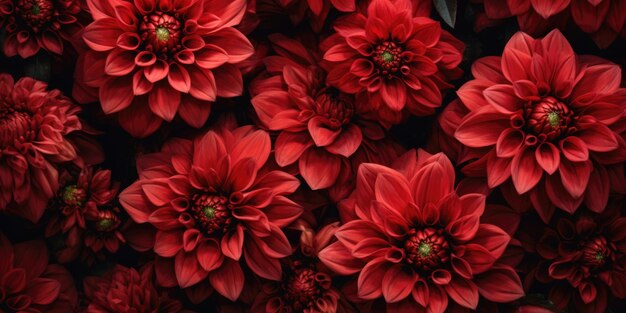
[
  {"left": 0, "top": 0, "right": 83, "bottom": 58},
  {"left": 251, "top": 34, "right": 399, "bottom": 198},
  {"left": 516, "top": 202, "right": 626, "bottom": 313},
  {"left": 76, "top": 0, "right": 254, "bottom": 137},
  {"left": 0, "top": 73, "right": 88, "bottom": 223},
  {"left": 452, "top": 30, "right": 626, "bottom": 221},
  {"left": 318, "top": 149, "right": 524, "bottom": 312},
  {"left": 83, "top": 264, "right": 190, "bottom": 313},
  {"left": 0, "top": 232, "right": 78, "bottom": 312},
  {"left": 119, "top": 126, "right": 303, "bottom": 302},
  {"left": 45, "top": 167, "right": 125, "bottom": 264},
  {"left": 251, "top": 223, "right": 353, "bottom": 313},
  {"left": 321, "top": 0, "right": 463, "bottom": 124}
]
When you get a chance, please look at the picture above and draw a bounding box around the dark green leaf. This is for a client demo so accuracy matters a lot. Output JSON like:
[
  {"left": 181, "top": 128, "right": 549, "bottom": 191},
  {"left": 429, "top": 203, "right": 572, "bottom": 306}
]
[{"left": 433, "top": 0, "right": 457, "bottom": 28}]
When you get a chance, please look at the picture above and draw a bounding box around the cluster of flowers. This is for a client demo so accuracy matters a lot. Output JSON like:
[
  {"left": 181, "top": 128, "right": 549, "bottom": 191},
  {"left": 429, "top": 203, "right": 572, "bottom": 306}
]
[{"left": 0, "top": 0, "right": 625, "bottom": 312}]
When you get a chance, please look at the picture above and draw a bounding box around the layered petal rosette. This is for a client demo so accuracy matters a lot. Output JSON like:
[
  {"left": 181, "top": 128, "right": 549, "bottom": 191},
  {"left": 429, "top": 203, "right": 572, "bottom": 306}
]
[
  {"left": 119, "top": 126, "right": 303, "bottom": 302},
  {"left": 77, "top": 0, "right": 254, "bottom": 137},
  {"left": 515, "top": 202, "right": 626, "bottom": 313},
  {"left": 0, "top": 232, "right": 78, "bottom": 312},
  {"left": 251, "top": 34, "right": 399, "bottom": 199},
  {"left": 0, "top": 74, "right": 89, "bottom": 223},
  {"left": 321, "top": 0, "right": 464, "bottom": 124},
  {"left": 452, "top": 30, "right": 626, "bottom": 221},
  {"left": 83, "top": 264, "right": 189, "bottom": 313},
  {"left": 474, "top": 0, "right": 626, "bottom": 48},
  {"left": 0, "top": 0, "right": 83, "bottom": 58},
  {"left": 318, "top": 149, "right": 524, "bottom": 312}
]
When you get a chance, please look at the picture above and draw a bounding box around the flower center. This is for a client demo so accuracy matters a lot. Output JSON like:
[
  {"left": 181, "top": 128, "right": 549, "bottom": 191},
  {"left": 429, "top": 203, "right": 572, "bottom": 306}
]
[
  {"left": 525, "top": 96, "right": 574, "bottom": 141},
  {"left": 373, "top": 41, "right": 405, "bottom": 78},
  {"left": 283, "top": 268, "right": 325, "bottom": 311},
  {"left": 62, "top": 185, "right": 87, "bottom": 207},
  {"left": 190, "top": 194, "right": 232, "bottom": 235},
  {"left": 15, "top": 0, "right": 54, "bottom": 32},
  {"left": 95, "top": 210, "right": 120, "bottom": 232},
  {"left": 581, "top": 236, "right": 613, "bottom": 270},
  {"left": 404, "top": 228, "right": 450, "bottom": 271},
  {"left": 0, "top": 107, "right": 34, "bottom": 148},
  {"left": 313, "top": 88, "right": 354, "bottom": 130},
  {"left": 139, "top": 12, "right": 182, "bottom": 56}
]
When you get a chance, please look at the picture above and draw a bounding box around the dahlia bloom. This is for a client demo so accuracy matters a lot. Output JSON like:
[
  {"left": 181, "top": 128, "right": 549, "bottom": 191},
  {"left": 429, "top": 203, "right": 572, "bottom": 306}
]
[
  {"left": 119, "top": 126, "right": 303, "bottom": 302},
  {"left": 452, "top": 30, "right": 626, "bottom": 221},
  {"left": 45, "top": 168, "right": 125, "bottom": 264},
  {"left": 474, "top": 0, "right": 626, "bottom": 48},
  {"left": 251, "top": 34, "right": 399, "bottom": 196},
  {"left": 516, "top": 202, "right": 626, "bottom": 313},
  {"left": 321, "top": 0, "right": 464, "bottom": 123},
  {"left": 0, "top": 0, "right": 83, "bottom": 58},
  {"left": 318, "top": 149, "right": 524, "bottom": 312},
  {"left": 0, "top": 232, "right": 78, "bottom": 312},
  {"left": 83, "top": 264, "right": 189, "bottom": 313},
  {"left": 251, "top": 223, "right": 353, "bottom": 313},
  {"left": 77, "top": 0, "right": 254, "bottom": 137},
  {"left": 0, "top": 73, "right": 86, "bottom": 223}
]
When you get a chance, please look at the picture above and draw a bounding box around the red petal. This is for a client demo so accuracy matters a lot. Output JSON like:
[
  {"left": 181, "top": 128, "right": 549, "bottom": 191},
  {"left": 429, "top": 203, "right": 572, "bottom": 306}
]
[
  {"left": 558, "top": 159, "right": 592, "bottom": 198},
  {"left": 299, "top": 148, "right": 341, "bottom": 190},
  {"left": 175, "top": 250, "right": 208, "bottom": 288},
  {"left": 209, "top": 259, "right": 244, "bottom": 301},
  {"left": 535, "top": 142, "right": 560, "bottom": 174},
  {"left": 511, "top": 146, "right": 542, "bottom": 194},
  {"left": 444, "top": 276, "right": 479, "bottom": 309},
  {"left": 382, "top": 265, "right": 417, "bottom": 303},
  {"left": 475, "top": 267, "right": 524, "bottom": 302}
]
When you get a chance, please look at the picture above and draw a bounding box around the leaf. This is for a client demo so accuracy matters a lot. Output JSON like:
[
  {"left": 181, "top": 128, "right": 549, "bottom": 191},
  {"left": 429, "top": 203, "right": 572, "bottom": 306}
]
[{"left": 433, "top": 0, "right": 457, "bottom": 28}]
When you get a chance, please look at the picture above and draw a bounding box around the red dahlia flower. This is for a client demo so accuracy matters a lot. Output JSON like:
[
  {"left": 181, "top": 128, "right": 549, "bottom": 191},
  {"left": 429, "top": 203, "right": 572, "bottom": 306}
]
[
  {"left": 318, "top": 149, "right": 524, "bottom": 312},
  {"left": 84, "top": 264, "right": 189, "bottom": 313},
  {"left": 119, "top": 126, "right": 303, "bottom": 302},
  {"left": 475, "top": 0, "right": 626, "bottom": 48},
  {"left": 0, "top": 232, "right": 78, "bottom": 312},
  {"left": 0, "top": 73, "right": 88, "bottom": 223},
  {"left": 251, "top": 223, "right": 354, "bottom": 313},
  {"left": 251, "top": 34, "right": 399, "bottom": 197},
  {"left": 517, "top": 202, "right": 626, "bottom": 313},
  {"left": 45, "top": 168, "right": 125, "bottom": 264},
  {"left": 321, "top": 0, "right": 463, "bottom": 124},
  {"left": 77, "top": 0, "right": 254, "bottom": 137},
  {"left": 452, "top": 30, "right": 626, "bottom": 221},
  {"left": 0, "top": 0, "right": 83, "bottom": 58}
]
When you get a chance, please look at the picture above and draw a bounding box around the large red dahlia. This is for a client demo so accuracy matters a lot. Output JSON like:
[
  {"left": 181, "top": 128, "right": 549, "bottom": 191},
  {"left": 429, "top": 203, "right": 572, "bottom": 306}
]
[
  {"left": 83, "top": 264, "right": 189, "bottom": 313},
  {"left": 77, "top": 0, "right": 254, "bottom": 137},
  {"left": 474, "top": 0, "right": 626, "bottom": 48},
  {"left": 321, "top": 0, "right": 463, "bottom": 124},
  {"left": 0, "top": 73, "right": 87, "bottom": 223},
  {"left": 251, "top": 34, "right": 398, "bottom": 197},
  {"left": 0, "top": 0, "right": 83, "bottom": 58},
  {"left": 0, "top": 232, "right": 78, "bottom": 312},
  {"left": 453, "top": 30, "right": 626, "bottom": 221},
  {"left": 119, "top": 126, "right": 303, "bottom": 302},
  {"left": 318, "top": 149, "right": 524, "bottom": 312}
]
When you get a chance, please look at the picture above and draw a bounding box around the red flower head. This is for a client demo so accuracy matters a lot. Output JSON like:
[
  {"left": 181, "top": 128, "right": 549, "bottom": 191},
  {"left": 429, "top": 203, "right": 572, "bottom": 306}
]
[
  {"left": 0, "top": 73, "right": 87, "bottom": 223},
  {"left": 251, "top": 34, "right": 400, "bottom": 198},
  {"left": 251, "top": 223, "right": 353, "bottom": 313},
  {"left": 318, "top": 149, "right": 524, "bottom": 312},
  {"left": 119, "top": 126, "right": 303, "bottom": 302},
  {"left": 475, "top": 0, "right": 626, "bottom": 48},
  {"left": 83, "top": 264, "right": 189, "bottom": 313},
  {"left": 45, "top": 168, "right": 125, "bottom": 264},
  {"left": 321, "top": 0, "right": 464, "bottom": 124},
  {"left": 0, "top": 0, "right": 83, "bottom": 58},
  {"left": 77, "top": 0, "right": 254, "bottom": 137},
  {"left": 517, "top": 202, "right": 626, "bottom": 313},
  {"left": 0, "top": 232, "right": 78, "bottom": 312},
  {"left": 452, "top": 30, "right": 626, "bottom": 222}
]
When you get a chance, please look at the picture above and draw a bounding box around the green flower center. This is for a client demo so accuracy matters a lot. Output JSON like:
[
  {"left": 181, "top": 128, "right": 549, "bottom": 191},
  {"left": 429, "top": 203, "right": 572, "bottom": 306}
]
[
  {"left": 98, "top": 218, "right": 112, "bottom": 229},
  {"left": 203, "top": 206, "right": 216, "bottom": 219},
  {"left": 380, "top": 51, "right": 394, "bottom": 63},
  {"left": 595, "top": 252, "right": 604, "bottom": 261},
  {"left": 547, "top": 111, "right": 561, "bottom": 128},
  {"left": 31, "top": 4, "right": 41, "bottom": 14},
  {"left": 156, "top": 27, "right": 170, "bottom": 42},
  {"left": 418, "top": 242, "right": 432, "bottom": 257}
]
